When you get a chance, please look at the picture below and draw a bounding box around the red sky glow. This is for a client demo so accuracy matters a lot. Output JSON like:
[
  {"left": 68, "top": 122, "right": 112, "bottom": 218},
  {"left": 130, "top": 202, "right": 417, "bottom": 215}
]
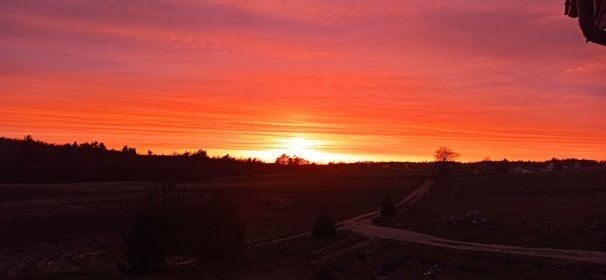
[{"left": 1, "top": 0, "right": 605, "bottom": 162}]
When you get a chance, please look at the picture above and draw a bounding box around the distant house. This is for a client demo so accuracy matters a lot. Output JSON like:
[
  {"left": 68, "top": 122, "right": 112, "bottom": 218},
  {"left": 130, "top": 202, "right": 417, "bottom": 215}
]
[
  {"left": 509, "top": 166, "right": 532, "bottom": 174},
  {"left": 544, "top": 162, "right": 556, "bottom": 172},
  {"left": 562, "top": 161, "right": 582, "bottom": 170}
]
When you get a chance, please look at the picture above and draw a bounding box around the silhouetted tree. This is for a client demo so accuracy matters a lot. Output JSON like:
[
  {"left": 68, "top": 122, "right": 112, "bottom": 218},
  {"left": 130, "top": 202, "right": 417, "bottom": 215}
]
[
  {"left": 496, "top": 159, "right": 511, "bottom": 174},
  {"left": 434, "top": 147, "right": 459, "bottom": 176},
  {"left": 121, "top": 184, "right": 247, "bottom": 273},
  {"left": 275, "top": 153, "right": 291, "bottom": 165},
  {"left": 192, "top": 149, "right": 208, "bottom": 158},
  {"left": 2, "top": 136, "right": 601, "bottom": 184},
  {"left": 121, "top": 183, "right": 189, "bottom": 273},
  {"left": 291, "top": 156, "right": 310, "bottom": 166},
  {"left": 275, "top": 154, "right": 310, "bottom": 166},
  {"left": 122, "top": 145, "right": 137, "bottom": 155},
  {"left": 312, "top": 214, "right": 336, "bottom": 239},
  {"left": 434, "top": 147, "right": 459, "bottom": 162},
  {"left": 550, "top": 157, "right": 563, "bottom": 171},
  {"left": 0, "top": 137, "right": 284, "bottom": 182}
]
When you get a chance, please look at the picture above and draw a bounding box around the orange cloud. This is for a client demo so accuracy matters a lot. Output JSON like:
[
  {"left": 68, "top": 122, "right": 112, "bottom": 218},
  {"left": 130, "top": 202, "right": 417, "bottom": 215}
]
[{"left": 1, "top": 0, "right": 605, "bottom": 162}]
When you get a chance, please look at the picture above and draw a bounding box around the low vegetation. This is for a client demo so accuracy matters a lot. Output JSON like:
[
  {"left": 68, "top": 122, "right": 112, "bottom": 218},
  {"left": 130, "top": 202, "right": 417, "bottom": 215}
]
[
  {"left": 122, "top": 183, "right": 190, "bottom": 273},
  {"left": 121, "top": 183, "right": 246, "bottom": 273},
  {"left": 312, "top": 214, "right": 336, "bottom": 239},
  {"left": 381, "top": 169, "right": 606, "bottom": 251},
  {"left": 379, "top": 195, "right": 396, "bottom": 217}
]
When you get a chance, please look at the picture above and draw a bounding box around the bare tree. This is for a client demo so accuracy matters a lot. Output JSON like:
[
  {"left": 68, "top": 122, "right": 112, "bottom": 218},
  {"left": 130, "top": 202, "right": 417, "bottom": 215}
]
[
  {"left": 434, "top": 147, "right": 459, "bottom": 162},
  {"left": 434, "top": 147, "right": 459, "bottom": 177}
]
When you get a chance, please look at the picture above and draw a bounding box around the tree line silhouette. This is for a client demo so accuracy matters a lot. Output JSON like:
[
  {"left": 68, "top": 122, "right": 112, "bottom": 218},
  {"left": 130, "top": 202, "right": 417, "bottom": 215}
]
[
  {"left": 0, "top": 136, "right": 275, "bottom": 183},
  {"left": 121, "top": 183, "right": 245, "bottom": 273},
  {"left": 1, "top": 136, "right": 603, "bottom": 183}
]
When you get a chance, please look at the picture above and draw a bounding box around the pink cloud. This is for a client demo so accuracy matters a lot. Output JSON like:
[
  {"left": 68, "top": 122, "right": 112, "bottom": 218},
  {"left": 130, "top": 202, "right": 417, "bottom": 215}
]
[{"left": 1, "top": 0, "right": 605, "bottom": 161}]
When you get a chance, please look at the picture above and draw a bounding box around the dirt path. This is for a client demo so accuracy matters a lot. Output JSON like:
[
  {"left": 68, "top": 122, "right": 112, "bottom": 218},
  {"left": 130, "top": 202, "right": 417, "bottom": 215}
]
[
  {"left": 340, "top": 179, "right": 606, "bottom": 265},
  {"left": 250, "top": 180, "right": 437, "bottom": 248},
  {"left": 253, "top": 179, "right": 606, "bottom": 264}
]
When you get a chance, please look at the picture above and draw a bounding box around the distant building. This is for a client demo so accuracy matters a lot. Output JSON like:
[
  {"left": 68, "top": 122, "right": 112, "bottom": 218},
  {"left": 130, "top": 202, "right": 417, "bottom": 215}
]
[
  {"left": 509, "top": 166, "right": 532, "bottom": 174},
  {"left": 544, "top": 162, "right": 556, "bottom": 172},
  {"left": 562, "top": 161, "right": 582, "bottom": 170}
]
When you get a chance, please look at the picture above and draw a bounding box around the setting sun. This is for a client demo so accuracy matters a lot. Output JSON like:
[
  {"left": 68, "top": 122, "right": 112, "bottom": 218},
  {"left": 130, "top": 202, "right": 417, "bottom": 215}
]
[
  {"left": 242, "top": 135, "right": 366, "bottom": 163},
  {"left": 2, "top": 1, "right": 606, "bottom": 278},
  {"left": 281, "top": 137, "right": 319, "bottom": 157},
  {"left": 277, "top": 136, "right": 340, "bottom": 163},
  {"left": 277, "top": 136, "right": 375, "bottom": 163}
]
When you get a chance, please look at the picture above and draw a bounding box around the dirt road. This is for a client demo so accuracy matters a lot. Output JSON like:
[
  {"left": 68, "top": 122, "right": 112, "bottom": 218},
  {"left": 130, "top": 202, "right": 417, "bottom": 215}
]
[
  {"left": 253, "top": 179, "right": 606, "bottom": 264},
  {"left": 340, "top": 179, "right": 606, "bottom": 264}
]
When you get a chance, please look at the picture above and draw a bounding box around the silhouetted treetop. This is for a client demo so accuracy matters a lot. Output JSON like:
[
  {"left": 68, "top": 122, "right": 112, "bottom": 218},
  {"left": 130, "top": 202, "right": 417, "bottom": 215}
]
[
  {"left": 0, "top": 136, "right": 268, "bottom": 183},
  {"left": 1, "top": 136, "right": 602, "bottom": 183},
  {"left": 434, "top": 147, "right": 459, "bottom": 162},
  {"left": 275, "top": 153, "right": 310, "bottom": 166}
]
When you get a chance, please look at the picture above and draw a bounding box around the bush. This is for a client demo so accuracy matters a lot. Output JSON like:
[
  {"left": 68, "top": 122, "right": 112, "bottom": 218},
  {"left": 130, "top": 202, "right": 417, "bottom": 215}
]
[
  {"left": 121, "top": 184, "right": 245, "bottom": 273},
  {"left": 121, "top": 183, "right": 189, "bottom": 273},
  {"left": 379, "top": 195, "right": 396, "bottom": 217},
  {"left": 312, "top": 214, "right": 336, "bottom": 239}
]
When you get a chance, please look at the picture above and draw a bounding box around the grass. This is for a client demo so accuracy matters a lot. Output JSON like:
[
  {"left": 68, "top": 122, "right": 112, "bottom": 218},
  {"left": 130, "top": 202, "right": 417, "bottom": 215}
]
[
  {"left": 384, "top": 168, "right": 606, "bottom": 251},
  {"left": 0, "top": 168, "right": 425, "bottom": 278},
  {"left": 214, "top": 231, "right": 606, "bottom": 280},
  {"left": 3, "top": 168, "right": 605, "bottom": 279}
]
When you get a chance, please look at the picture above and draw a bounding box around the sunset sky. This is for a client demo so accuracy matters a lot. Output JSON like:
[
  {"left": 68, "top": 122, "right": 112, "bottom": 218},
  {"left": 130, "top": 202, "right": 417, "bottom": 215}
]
[{"left": 1, "top": 0, "right": 605, "bottom": 162}]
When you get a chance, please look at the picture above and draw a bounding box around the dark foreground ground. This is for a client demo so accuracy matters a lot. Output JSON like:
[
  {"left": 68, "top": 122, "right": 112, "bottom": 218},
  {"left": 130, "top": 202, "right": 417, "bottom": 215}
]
[
  {"left": 0, "top": 168, "right": 425, "bottom": 279},
  {"left": 379, "top": 169, "right": 606, "bottom": 251},
  {"left": 1, "top": 168, "right": 606, "bottom": 279}
]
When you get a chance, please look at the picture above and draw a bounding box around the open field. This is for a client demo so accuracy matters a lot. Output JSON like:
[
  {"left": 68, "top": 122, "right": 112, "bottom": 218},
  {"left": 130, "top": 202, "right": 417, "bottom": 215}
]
[
  {"left": 2, "top": 168, "right": 606, "bottom": 279},
  {"left": 0, "top": 168, "right": 425, "bottom": 279},
  {"left": 380, "top": 169, "right": 606, "bottom": 251},
  {"left": 84, "top": 230, "right": 605, "bottom": 280},
  {"left": 238, "top": 231, "right": 606, "bottom": 280}
]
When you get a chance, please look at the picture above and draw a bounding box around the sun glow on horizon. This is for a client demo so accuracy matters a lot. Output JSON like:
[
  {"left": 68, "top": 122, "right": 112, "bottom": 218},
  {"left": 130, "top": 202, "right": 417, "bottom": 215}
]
[
  {"left": 282, "top": 136, "right": 320, "bottom": 157},
  {"left": 1, "top": 1, "right": 605, "bottom": 162},
  {"left": 240, "top": 135, "right": 365, "bottom": 164}
]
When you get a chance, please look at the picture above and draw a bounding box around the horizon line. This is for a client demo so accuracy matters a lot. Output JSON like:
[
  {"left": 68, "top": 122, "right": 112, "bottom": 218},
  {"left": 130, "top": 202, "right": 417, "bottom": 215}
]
[{"left": 4, "top": 135, "right": 605, "bottom": 164}]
